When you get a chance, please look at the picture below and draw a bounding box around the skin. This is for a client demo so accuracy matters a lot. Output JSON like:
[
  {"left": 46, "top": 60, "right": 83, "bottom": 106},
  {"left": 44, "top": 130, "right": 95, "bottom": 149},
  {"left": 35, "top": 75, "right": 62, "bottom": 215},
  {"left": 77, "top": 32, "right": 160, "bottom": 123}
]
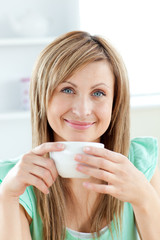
[
  {"left": 1, "top": 60, "right": 160, "bottom": 239},
  {"left": 47, "top": 61, "right": 114, "bottom": 143},
  {"left": 0, "top": 142, "right": 63, "bottom": 239},
  {"left": 47, "top": 61, "right": 160, "bottom": 239},
  {"left": 47, "top": 61, "right": 115, "bottom": 229},
  {"left": 0, "top": 61, "right": 115, "bottom": 238}
]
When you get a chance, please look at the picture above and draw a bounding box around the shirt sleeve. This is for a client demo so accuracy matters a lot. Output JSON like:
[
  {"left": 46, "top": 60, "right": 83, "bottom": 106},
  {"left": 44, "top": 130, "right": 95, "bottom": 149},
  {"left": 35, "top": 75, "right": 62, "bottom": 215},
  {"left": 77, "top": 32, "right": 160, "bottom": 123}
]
[{"left": 129, "top": 137, "right": 158, "bottom": 181}]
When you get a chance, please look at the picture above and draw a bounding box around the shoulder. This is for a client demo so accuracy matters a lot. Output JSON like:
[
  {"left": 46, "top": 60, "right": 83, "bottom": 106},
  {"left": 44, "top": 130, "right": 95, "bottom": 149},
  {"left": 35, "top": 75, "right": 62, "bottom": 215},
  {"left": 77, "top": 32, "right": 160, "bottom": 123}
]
[{"left": 129, "top": 137, "right": 158, "bottom": 181}]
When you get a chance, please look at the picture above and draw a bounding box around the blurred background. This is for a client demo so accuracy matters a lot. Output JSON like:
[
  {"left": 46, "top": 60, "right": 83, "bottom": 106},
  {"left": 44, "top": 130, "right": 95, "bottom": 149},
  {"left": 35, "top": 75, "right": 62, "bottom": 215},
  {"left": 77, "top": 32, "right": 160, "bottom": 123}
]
[{"left": 0, "top": 0, "right": 159, "bottom": 162}]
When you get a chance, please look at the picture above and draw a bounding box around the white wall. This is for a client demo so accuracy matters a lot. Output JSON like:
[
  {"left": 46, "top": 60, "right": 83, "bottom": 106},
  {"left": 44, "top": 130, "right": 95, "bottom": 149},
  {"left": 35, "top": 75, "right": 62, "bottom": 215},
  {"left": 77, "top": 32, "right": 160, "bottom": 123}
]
[
  {"left": 79, "top": 0, "right": 160, "bottom": 96},
  {"left": 0, "top": 117, "right": 32, "bottom": 160},
  {"left": 0, "top": 0, "right": 80, "bottom": 38},
  {"left": 0, "top": 0, "right": 80, "bottom": 160}
]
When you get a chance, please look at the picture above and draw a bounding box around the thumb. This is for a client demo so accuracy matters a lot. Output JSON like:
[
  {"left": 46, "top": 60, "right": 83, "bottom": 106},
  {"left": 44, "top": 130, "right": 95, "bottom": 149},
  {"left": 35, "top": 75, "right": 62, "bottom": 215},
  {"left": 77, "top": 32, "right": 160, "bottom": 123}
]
[{"left": 31, "top": 142, "right": 65, "bottom": 156}]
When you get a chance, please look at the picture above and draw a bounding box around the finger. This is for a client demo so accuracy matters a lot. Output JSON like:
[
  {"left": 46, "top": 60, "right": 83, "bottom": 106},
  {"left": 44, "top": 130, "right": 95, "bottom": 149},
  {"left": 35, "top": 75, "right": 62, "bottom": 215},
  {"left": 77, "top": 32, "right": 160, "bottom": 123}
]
[
  {"left": 29, "top": 165, "right": 54, "bottom": 188},
  {"left": 31, "top": 142, "right": 65, "bottom": 156},
  {"left": 25, "top": 173, "right": 49, "bottom": 195},
  {"left": 76, "top": 164, "right": 116, "bottom": 184},
  {"left": 32, "top": 157, "right": 58, "bottom": 181},
  {"left": 83, "top": 146, "right": 124, "bottom": 163},
  {"left": 82, "top": 182, "right": 116, "bottom": 196},
  {"left": 75, "top": 154, "right": 117, "bottom": 173}
]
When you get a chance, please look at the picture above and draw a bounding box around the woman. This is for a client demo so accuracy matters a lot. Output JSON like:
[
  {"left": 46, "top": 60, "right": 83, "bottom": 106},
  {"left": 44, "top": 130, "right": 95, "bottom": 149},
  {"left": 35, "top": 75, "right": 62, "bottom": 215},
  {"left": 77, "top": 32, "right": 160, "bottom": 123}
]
[{"left": 0, "top": 31, "right": 160, "bottom": 240}]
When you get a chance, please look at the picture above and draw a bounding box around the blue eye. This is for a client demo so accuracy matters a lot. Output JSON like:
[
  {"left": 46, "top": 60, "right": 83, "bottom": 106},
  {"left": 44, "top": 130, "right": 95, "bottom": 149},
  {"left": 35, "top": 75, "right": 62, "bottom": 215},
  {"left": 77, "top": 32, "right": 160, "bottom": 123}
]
[
  {"left": 61, "top": 88, "right": 74, "bottom": 94},
  {"left": 93, "top": 91, "right": 106, "bottom": 97}
]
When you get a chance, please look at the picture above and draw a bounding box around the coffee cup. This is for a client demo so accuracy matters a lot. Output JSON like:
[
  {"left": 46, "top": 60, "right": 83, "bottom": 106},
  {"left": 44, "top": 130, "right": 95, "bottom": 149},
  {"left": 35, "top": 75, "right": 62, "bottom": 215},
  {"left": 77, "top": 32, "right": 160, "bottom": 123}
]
[{"left": 50, "top": 141, "right": 104, "bottom": 178}]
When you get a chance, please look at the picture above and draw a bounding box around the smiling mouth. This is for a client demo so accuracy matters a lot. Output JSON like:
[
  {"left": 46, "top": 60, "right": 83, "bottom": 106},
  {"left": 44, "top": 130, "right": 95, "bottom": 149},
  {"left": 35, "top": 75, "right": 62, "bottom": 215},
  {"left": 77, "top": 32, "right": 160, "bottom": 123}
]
[{"left": 64, "top": 119, "right": 95, "bottom": 130}]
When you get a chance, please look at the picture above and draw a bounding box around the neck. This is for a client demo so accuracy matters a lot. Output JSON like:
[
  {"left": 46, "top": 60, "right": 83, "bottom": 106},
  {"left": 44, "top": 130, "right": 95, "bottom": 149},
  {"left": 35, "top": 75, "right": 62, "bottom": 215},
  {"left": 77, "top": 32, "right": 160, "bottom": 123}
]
[
  {"left": 65, "top": 178, "right": 99, "bottom": 231},
  {"left": 66, "top": 177, "right": 100, "bottom": 217}
]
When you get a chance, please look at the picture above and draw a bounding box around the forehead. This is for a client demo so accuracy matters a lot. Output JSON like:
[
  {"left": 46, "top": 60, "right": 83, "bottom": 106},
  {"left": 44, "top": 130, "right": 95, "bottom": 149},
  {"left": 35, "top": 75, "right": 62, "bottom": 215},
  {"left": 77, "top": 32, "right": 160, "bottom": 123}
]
[{"left": 65, "top": 61, "right": 114, "bottom": 85}]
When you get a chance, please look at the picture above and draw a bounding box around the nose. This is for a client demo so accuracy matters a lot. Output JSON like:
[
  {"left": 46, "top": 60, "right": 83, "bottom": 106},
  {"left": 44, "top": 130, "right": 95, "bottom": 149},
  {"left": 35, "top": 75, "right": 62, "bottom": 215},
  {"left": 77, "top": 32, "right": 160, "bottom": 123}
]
[{"left": 72, "top": 95, "right": 92, "bottom": 118}]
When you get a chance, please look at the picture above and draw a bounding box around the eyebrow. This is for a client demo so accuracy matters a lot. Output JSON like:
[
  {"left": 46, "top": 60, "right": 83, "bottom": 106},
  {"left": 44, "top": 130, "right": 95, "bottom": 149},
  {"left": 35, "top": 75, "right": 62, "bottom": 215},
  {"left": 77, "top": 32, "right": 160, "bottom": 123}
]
[{"left": 62, "top": 81, "right": 110, "bottom": 89}]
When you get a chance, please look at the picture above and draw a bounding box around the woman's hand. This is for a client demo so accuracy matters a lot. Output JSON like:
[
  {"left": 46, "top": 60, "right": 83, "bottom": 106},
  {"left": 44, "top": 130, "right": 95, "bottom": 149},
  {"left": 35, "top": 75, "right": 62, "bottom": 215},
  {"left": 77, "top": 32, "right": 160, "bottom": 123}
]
[
  {"left": 75, "top": 146, "right": 151, "bottom": 207},
  {"left": 0, "top": 142, "right": 64, "bottom": 199}
]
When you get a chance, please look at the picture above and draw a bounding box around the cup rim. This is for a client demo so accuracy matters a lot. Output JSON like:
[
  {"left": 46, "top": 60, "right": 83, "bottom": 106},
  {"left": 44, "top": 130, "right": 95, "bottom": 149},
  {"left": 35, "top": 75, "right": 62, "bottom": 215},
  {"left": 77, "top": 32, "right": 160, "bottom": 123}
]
[{"left": 55, "top": 141, "right": 104, "bottom": 146}]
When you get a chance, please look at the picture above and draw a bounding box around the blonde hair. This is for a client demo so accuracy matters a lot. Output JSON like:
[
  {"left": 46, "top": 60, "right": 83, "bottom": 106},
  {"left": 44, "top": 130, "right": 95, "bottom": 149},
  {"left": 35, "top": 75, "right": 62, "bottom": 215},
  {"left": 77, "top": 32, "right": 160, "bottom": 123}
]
[{"left": 30, "top": 31, "right": 130, "bottom": 239}]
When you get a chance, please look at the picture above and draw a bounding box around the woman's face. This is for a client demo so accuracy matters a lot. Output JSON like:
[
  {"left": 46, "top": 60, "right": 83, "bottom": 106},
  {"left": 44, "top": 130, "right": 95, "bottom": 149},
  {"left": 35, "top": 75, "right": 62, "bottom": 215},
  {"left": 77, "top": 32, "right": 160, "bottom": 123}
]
[{"left": 47, "top": 61, "right": 114, "bottom": 142}]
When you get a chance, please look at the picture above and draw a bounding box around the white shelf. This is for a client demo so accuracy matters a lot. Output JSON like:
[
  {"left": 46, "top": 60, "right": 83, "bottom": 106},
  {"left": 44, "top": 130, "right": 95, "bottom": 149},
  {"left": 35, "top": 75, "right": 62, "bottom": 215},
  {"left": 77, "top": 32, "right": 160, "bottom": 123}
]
[
  {"left": 0, "top": 37, "right": 55, "bottom": 47},
  {"left": 0, "top": 111, "right": 30, "bottom": 120}
]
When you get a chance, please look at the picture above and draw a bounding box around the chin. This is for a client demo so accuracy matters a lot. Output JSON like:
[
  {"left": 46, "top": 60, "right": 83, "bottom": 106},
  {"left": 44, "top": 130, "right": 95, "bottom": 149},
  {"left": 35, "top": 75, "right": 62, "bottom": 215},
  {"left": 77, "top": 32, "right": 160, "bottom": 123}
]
[
  {"left": 68, "top": 138, "right": 89, "bottom": 142},
  {"left": 66, "top": 135, "right": 97, "bottom": 142}
]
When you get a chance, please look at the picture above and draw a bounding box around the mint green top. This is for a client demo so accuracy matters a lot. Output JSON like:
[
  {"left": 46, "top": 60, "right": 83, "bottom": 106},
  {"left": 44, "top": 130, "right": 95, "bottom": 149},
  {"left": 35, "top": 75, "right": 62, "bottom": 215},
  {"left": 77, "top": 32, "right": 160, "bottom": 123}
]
[{"left": 0, "top": 137, "right": 158, "bottom": 240}]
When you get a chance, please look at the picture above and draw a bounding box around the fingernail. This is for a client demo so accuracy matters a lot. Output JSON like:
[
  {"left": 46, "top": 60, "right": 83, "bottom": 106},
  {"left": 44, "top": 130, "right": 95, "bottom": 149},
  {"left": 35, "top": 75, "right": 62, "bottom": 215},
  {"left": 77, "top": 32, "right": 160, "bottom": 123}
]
[
  {"left": 83, "top": 147, "right": 90, "bottom": 152},
  {"left": 56, "top": 143, "right": 64, "bottom": 149},
  {"left": 77, "top": 164, "right": 83, "bottom": 170},
  {"left": 75, "top": 154, "right": 82, "bottom": 160},
  {"left": 83, "top": 182, "right": 90, "bottom": 188}
]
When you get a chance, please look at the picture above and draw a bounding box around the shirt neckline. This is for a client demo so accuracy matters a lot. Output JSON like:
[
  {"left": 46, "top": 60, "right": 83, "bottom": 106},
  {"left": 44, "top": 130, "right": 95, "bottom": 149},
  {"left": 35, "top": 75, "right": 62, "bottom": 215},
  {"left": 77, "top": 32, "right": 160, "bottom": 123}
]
[{"left": 66, "top": 225, "right": 108, "bottom": 239}]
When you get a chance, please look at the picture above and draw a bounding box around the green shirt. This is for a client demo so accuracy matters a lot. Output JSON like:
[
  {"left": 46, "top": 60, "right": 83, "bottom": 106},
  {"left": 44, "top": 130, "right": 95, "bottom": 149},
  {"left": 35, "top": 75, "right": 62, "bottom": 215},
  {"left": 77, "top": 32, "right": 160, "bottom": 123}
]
[{"left": 0, "top": 137, "right": 158, "bottom": 240}]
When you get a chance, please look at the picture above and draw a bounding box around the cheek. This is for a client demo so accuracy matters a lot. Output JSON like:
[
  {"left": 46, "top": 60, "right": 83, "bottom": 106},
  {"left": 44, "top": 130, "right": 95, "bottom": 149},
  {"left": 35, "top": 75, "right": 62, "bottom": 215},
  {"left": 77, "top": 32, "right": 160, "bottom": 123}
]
[
  {"left": 47, "top": 98, "right": 70, "bottom": 121},
  {"left": 96, "top": 102, "right": 112, "bottom": 122}
]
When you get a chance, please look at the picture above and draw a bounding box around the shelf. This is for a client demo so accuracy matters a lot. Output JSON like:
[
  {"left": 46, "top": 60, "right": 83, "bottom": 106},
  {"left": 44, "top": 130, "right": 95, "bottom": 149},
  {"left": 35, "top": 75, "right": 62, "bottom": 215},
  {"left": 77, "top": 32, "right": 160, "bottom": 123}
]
[
  {"left": 0, "top": 111, "right": 30, "bottom": 120},
  {"left": 0, "top": 37, "right": 55, "bottom": 47}
]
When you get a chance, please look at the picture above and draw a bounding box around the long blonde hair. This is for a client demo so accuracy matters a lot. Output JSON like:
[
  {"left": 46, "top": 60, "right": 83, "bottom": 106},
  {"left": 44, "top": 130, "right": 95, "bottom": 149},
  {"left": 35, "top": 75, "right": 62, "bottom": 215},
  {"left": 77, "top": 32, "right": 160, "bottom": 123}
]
[{"left": 30, "top": 31, "right": 130, "bottom": 239}]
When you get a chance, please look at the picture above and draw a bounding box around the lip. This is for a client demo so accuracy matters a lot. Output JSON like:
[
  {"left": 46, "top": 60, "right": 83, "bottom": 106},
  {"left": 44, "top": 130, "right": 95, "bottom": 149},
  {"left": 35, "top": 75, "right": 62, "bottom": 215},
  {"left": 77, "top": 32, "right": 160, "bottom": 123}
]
[{"left": 64, "top": 119, "right": 95, "bottom": 130}]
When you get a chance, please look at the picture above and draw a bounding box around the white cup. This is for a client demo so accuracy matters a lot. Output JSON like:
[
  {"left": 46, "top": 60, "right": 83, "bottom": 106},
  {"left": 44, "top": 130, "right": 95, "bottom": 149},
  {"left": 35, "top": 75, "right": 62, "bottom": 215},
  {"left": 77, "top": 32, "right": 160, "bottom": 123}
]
[{"left": 50, "top": 142, "right": 104, "bottom": 178}]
